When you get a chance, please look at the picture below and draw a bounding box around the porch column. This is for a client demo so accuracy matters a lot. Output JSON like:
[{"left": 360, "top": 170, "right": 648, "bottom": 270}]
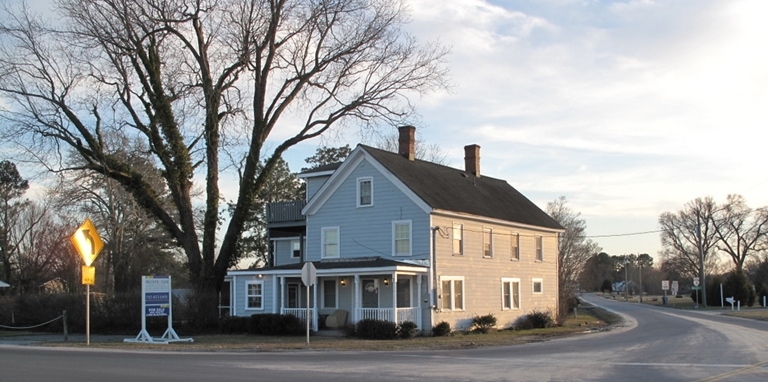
[
  {"left": 280, "top": 276, "right": 285, "bottom": 315},
  {"left": 417, "top": 275, "right": 423, "bottom": 330},
  {"left": 272, "top": 275, "right": 278, "bottom": 313},
  {"left": 392, "top": 273, "right": 398, "bottom": 323},
  {"left": 312, "top": 280, "right": 318, "bottom": 331},
  {"left": 354, "top": 275, "right": 360, "bottom": 323}
]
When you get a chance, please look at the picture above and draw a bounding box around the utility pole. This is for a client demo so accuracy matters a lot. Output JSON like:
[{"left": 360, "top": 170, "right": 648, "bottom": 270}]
[
  {"left": 624, "top": 256, "right": 629, "bottom": 301},
  {"left": 697, "top": 215, "right": 707, "bottom": 307}
]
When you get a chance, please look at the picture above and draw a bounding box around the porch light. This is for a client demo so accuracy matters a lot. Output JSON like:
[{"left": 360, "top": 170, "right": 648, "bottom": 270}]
[
  {"left": 383, "top": 278, "right": 390, "bottom": 286},
  {"left": 340, "top": 278, "right": 347, "bottom": 287}
]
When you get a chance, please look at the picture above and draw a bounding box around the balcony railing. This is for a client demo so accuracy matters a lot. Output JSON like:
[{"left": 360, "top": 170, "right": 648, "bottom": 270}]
[
  {"left": 266, "top": 200, "right": 306, "bottom": 224},
  {"left": 357, "top": 307, "right": 421, "bottom": 329}
]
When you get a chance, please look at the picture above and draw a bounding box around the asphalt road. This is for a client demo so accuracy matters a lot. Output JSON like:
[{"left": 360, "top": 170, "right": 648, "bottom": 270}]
[{"left": 2, "top": 295, "right": 768, "bottom": 381}]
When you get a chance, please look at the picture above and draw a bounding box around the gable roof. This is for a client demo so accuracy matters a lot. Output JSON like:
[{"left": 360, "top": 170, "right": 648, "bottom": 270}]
[{"left": 360, "top": 145, "right": 563, "bottom": 230}]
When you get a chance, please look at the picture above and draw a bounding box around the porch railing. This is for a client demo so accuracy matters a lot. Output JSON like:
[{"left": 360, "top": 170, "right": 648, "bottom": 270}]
[
  {"left": 281, "top": 308, "right": 317, "bottom": 331},
  {"left": 266, "top": 200, "right": 306, "bottom": 223},
  {"left": 357, "top": 307, "right": 421, "bottom": 329}
]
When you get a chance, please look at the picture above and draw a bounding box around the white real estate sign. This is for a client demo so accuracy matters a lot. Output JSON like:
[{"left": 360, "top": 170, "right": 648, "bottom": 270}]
[{"left": 124, "top": 276, "right": 193, "bottom": 344}]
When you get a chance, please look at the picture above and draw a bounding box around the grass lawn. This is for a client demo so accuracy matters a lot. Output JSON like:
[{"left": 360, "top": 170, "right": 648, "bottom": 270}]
[
  {"left": 32, "top": 308, "right": 616, "bottom": 352},
  {"left": 722, "top": 309, "right": 768, "bottom": 321}
]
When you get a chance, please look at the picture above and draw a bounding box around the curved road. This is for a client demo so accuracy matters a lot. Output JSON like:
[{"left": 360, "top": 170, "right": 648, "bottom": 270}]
[{"left": 2, "top": 295, "right": 768, "bottom": 381}]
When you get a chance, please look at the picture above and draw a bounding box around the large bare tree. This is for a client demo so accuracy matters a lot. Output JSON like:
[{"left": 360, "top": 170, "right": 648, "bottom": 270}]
[
  {"left": 0, "top": 0, "right": 448, "bottom": 298},
  {"left": 546, "top": 196, "right": 600, "bottom": 318},
  {"left": 712, "top": 194, "right": 768, "bottom": 272}
]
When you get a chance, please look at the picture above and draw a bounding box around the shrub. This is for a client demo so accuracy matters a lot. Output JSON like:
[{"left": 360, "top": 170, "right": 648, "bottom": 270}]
[
  {"left": 355, "top": 319, "right": 398, "bottom": 340},
  {"left": 397, "top": 321, "right": 418, "bottom": 339},
  {"left": 516, "top": 310, "right": 555, "bottom": 330},
  {"left": 472, "top": 314, "right": 497, "bottom": 333},
  {"left": 249, "top": 313, "right": 304, "bottom": 336},
  {"left": 219, "top": 316, "right": 250, "bottom": 334},
  {"left": 431, "top": 321, "right": 451, "bottom": 337}
]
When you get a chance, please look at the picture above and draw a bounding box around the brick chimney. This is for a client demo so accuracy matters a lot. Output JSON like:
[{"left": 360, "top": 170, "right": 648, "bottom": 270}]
[
  {"left": 398, "top": 125, "right": 416, "bottom": 161},
  {"left": 464, "top": 144, "right": 481, "bottom": 178}
]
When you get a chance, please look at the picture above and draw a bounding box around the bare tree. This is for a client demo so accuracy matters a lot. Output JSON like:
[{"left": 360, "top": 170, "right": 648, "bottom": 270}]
[
  {"left": 546, "top": 196, "right": 600, "bottom": 318},
  {"left": 712, "top": 194, "right": 768, "bottom": 272},
  {"left": 0, "top": 0, "right": 448, "bottom": 300},
  {"left": 368, "top": 127, "right": 447, "bottom": 164}
]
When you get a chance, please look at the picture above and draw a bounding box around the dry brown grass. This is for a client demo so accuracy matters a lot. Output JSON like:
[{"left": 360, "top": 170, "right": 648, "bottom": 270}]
[
  {"left": 722, "top": 309, "right": 768, "bottom": 321},
  {"left": 39, "top": 310, "right": 610, "bottom": 352}
]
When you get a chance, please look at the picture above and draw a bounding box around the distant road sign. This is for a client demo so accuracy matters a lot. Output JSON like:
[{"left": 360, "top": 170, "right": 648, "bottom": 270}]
[
  {"left": 301, "top": 262, "right": 316, "bottom": 287},
  {"left": 691, "top": 286, "right": 701, "bottom": 290},
  {"left": 70, "top": 219, "right": 104, "bottom": 266},
  {"left": 662, "top": 280, "right": 670, "bottom": 291},
  {"left": 693, "top": 277, "right": 700, "bottom": 286}
]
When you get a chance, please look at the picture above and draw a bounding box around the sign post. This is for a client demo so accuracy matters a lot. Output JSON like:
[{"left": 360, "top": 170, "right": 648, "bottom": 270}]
[
  {"left": 301, "top": 262, "right": 316, "bottom": 346},
  {"left": 70, "top": 218, "right": 104, "bottom": 346},
  {"left": 693, "top": 277, "right": 701, "bottom": 308},
  {"left": 661, "top": 280, "right": 669, "bottom": 305},
  {"left": 124, "top": 276, "right": 193, "bottom": 344}
]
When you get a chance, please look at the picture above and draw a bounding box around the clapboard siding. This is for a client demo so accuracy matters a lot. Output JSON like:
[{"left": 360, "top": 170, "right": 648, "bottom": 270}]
[
  {"left": 306, "top": 158, "right": 430, "bottom": 262},
  {"left": 431, "top": 215, "right": 558, "bottom": 330},
  {"left": 231, "top": 274, "right": 276, "bottom": 317}
]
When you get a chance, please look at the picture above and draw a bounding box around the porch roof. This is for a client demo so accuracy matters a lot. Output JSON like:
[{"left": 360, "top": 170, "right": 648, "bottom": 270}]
[{"left": 228, "top": 257, "right": 428, "bottom": 276}]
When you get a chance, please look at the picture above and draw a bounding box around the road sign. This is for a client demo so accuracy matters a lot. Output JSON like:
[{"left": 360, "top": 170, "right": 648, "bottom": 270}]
[
  {"left": 693, "top": 277, "right": 700, "bottom": 286},
  {"left": 691, "top": 286, "right": 701, "bottom": 290},
  {"left": 70, "top": 218, "right": 104, "bottom": 266},
  {"left": 662, "top": 280, "right": 669, "bottom": 291},
  {"left": 671, "top": 281, "right": 679, "bottom": 295},
  {"left": 82, "top": 266, "right": 95, "bottom": 285},
  {"left": 301, "top": 262, "right": 316, "bottom": 287}
]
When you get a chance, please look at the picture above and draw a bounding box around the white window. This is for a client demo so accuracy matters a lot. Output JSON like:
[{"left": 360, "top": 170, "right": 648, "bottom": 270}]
[
  {"left": 291, "top": 239, "right": 301, "bottom": 258},
  {"left": 323, "top": 279, "right": 337, "bottom": 309},
  {"left": 510, "top": 233, "right": 519, "bottom": 261},
  {"left": 357, "top": 177, "right": 373, "bottom": 207},
  {"left": 535, "top": 236, "right": 543, "bottom": 261},
  {"left": 322, "top": 227, "right": 340, "bottom": 258},
  {"left": 397, "top": 279, "right": 411, "bottom": 308},
  {"left": 393, "top": 220, "right": 412, "bottom": 256},
  {"left": 440, "top": 276, "right": 464, "bottom": 311},
  {"left": 245, "top": 280, "right": 264, "bottom": 310},
  {"left": 452, "top": 223, "right": 463, "bottom": 256},
  {"left": 501, "top": 278, "right": 521, "bottom": 310},
  {"left": 532, "top": 278, "right": 543, "bottom": 294},
  {"left": 483, "top": 227, "right": 493, "bottom": 258}
]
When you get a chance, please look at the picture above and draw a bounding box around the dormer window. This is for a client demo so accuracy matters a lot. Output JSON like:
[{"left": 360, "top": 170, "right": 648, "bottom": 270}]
[{"left": 357, "top": 177, "right": 373, "bottom": 207}]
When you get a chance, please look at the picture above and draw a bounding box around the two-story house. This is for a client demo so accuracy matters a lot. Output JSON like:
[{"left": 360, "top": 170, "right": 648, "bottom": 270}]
[{"left": 225, "top": 126, "right": 563, "bottom": 332}]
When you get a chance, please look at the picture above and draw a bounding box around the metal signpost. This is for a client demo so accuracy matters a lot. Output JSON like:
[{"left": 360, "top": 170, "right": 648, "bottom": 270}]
[
  {"left": 662, "top": 280, "right": 669, "bottom": 304},
  {"left": 301, "top": 262, "right": 316, "bottom": 346},
  {"left": 124, "top": 276, "right": 193, "bottom": 344},
  {"left": 70, "top": 218, "right": 104, "bottom": 346}
]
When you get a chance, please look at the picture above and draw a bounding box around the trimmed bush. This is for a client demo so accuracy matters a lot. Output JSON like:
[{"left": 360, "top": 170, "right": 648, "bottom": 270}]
[
  {"left": 472, "top": 314, "right": 497, "bottom": 333},
  {"left": 397, "top": 321, "right": 418, "bottom": 339},
  {"left": 219, "top": 316, "right": 250, "bottom": 334},
  {"left": 249, "top": 313, "right": 304, "bottom": 336},
  {"left": 355, "top": 319, "right": 398, "bottom": 340},
  {"left": 431, "top": 321, "right": 451, "bottom": 337},
  {"left": 516, "top": 310, "right": 555, "bottom": 330}
]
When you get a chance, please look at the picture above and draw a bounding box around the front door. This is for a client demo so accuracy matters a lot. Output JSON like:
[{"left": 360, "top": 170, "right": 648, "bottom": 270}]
[
  {"left": 287, "top": 283, "right": 300, "bottom": 308},
  {"left": 362, "top": 278, "right": 378, "bottom": 308}
]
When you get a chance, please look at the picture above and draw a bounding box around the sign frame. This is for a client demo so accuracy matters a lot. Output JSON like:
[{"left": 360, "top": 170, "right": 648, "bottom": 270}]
[{"left": 124, "top": 276, "right": 193, "bottom": 344}]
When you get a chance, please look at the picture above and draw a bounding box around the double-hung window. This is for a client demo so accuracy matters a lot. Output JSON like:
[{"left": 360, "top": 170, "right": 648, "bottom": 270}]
[
  {"left": 501, "top": 278, "right": 521, "bottom": 310},
  {"left": 535, "top": 235, "right": 543, "bottom": 261},
  {"left": 357, "top": 177, "right": 373, "bottom": 207},
  {"left": 393, "top": 220, "right": 412, "bottom": 256},
  {"left": 291, "top": 239, "right": 301, "bottom": 259},
  {"left": 245, "top": 280, "right": 264, "bottom": 310},
  {"left": 440, "top": 276, "right": 464, "bottom": 311},
  {"left": 510, "top": 233, "right": 520, "bottom": 260},
  {"left": 322, "top": 227, "right": 340, "bottom": 259},
  {"left": 483, "top": 227, "right": 493, "bottom": 258},
  {"left": 452, "top": 223, "right": 463, "bottom": 256}
]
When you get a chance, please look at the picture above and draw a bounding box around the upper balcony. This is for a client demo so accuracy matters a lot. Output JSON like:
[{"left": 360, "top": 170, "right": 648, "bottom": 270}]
[{"left": 266, "top": 200, "right": 306, "bottom": 228}]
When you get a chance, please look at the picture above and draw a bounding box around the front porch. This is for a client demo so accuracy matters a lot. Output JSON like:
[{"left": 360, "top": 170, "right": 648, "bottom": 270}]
[{"left": 277, "top": 273, "right": 425, "bottom": 332}]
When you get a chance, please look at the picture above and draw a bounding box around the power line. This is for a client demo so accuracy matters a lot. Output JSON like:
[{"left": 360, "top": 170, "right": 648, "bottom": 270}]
[{"left": 587, "top": 230, "right": 662, "bottom": 239}]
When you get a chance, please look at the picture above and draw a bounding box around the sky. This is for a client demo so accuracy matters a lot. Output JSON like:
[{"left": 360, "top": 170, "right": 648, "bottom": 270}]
[
  {"left": 278, "top": 0, "right": 768, "bottom": 259},
  {"left": 10, "top": 0, "right": 768, "bottom": 260}
]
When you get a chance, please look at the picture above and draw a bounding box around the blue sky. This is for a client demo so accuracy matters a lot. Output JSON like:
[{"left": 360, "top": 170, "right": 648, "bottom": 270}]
[
  {"left": 13, "top": 0, "right": 768, "bottom": 261},
  {"left": 280, "top": 0, "right": 768, "bottom": 259}
]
